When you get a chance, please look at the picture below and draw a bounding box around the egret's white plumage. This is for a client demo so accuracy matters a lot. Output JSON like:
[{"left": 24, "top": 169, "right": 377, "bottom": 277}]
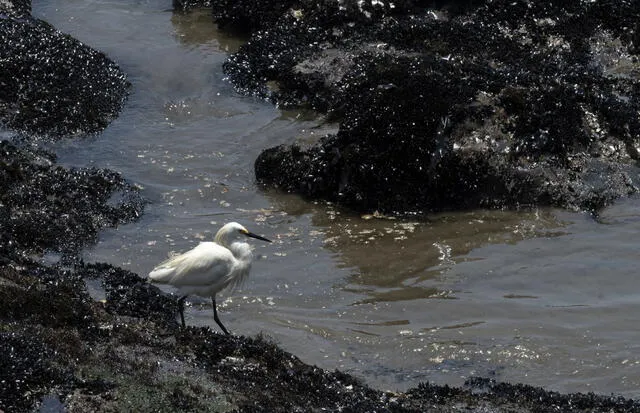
[{"left": 149, "top": 222, "right": 271, "bottom": 334}]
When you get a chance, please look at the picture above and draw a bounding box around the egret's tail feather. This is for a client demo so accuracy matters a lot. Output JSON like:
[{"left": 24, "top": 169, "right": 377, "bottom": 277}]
[{"left": 148, "top": 267, "right": 175, "bottom": 284}]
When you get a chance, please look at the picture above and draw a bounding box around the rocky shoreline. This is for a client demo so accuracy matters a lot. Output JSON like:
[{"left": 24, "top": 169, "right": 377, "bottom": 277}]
[
  {"left": 2, "top": 0, "right": 640, "bottom": 411},
  {"left": 216, "top": 0, "right": 640, "bottom": 215}
]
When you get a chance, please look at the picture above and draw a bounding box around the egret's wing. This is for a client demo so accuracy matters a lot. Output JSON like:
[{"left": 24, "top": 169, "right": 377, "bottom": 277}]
[
  {"left": 149, "top": 242, "right": 234, "bottom": 287},
  {"left": 223, "top": 260, "right": 252, "bottom": 295}
]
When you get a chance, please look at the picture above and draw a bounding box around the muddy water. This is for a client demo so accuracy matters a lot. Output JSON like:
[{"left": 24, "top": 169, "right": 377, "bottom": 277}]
[{"left": 34, "top": 1, "right": 640, "bottom": 397}]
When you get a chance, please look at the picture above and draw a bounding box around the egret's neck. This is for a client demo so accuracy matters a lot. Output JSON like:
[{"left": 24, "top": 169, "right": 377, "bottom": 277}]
[
  {"left": 214, "top": 230, "right": 230, "bottom": 247},
  {"left": 228, "top": 241, "right": 253, "bottom": 266}
]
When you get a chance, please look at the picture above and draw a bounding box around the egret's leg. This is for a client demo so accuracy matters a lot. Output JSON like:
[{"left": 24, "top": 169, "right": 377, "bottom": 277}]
[
  {"left": 212, "top": 296, "right": 230, "bottom": 335},
  {"left": 177, "top": 295, "right": 187, "bottom": 328}
]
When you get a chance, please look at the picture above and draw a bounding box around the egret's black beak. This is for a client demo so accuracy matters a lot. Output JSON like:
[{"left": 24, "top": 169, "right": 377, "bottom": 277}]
[{"left": 245, "top": 231, "right": 272, "bottom": 243}]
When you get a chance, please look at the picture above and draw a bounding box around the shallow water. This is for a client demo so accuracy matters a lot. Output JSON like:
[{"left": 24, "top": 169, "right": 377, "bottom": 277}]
[{"left": 33, "top": 1, "right": 640, "bottom": 397}]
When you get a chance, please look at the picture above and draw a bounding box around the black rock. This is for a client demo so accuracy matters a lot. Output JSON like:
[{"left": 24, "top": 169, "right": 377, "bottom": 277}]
[
  {"left": 0, "top": 2, "right": 129, "bottom": 138},
  {"left": 0, "top": 141, "right": 144, "bottom": 259},
  {"left": 216, "top": 0, "right": 640, "bottom": 214}
]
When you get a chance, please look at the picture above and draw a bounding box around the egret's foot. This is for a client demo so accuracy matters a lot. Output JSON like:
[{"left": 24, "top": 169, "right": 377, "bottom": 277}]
[{"left": 177, "top": 295, "right": 187, "bottom": 328}]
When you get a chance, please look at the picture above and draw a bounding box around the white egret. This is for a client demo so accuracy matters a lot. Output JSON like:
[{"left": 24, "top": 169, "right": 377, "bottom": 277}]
[{"left": 149, "top": 222, "right": 272, "bottom": 334}]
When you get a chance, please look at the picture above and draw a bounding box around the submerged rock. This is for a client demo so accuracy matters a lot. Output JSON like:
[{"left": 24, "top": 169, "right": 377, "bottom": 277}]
[
  {"left": 216, "top": 0, "right": 640, "bottom": 214},
  {"left": 0, "top": 0, "right": 129, "bottom": 138}
]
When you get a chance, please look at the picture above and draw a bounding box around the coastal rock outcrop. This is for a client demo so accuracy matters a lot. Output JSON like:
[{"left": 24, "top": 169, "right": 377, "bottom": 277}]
[
  {"left": 0, "top": 2, "right": 129, "bottom": 138},
  {"left": 214, "top": 0, "right": 640, "bottom": 214}
]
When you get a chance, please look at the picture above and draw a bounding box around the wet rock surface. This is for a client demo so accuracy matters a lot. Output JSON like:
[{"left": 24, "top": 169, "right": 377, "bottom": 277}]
[
  {"left": 1, "top": 101, "right": 638, "bottom": 413},
  {"left": 4, "top": 255, "right": 640, "bottom": 412},
  {"left": 4, "top": 254, "right": 640, "bottom": 412},
  {"left": 2, "top": 0, "right": 640, "bottom": 411},
  {"left": 0, "top": 0, "right": 30, "bottom": 18},
  {"left": 0, "top": 141, "right": 144, "bottom": 261},
  {"left": 216, "top": 0, "right": 640, "bottom": 214},
  {"left": 0, "top": 1, "right": 129, "bottom": 138}
]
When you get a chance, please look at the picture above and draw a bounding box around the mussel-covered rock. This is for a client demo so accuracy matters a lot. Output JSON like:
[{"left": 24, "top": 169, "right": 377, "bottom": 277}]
[{"left": 217, "top": 0, "right": 640, "bottom": 214}]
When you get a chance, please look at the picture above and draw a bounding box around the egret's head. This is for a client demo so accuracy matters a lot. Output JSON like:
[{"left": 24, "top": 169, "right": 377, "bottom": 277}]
[{"left": 215, "top": 222, "right": 272, "bottom": 245}]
